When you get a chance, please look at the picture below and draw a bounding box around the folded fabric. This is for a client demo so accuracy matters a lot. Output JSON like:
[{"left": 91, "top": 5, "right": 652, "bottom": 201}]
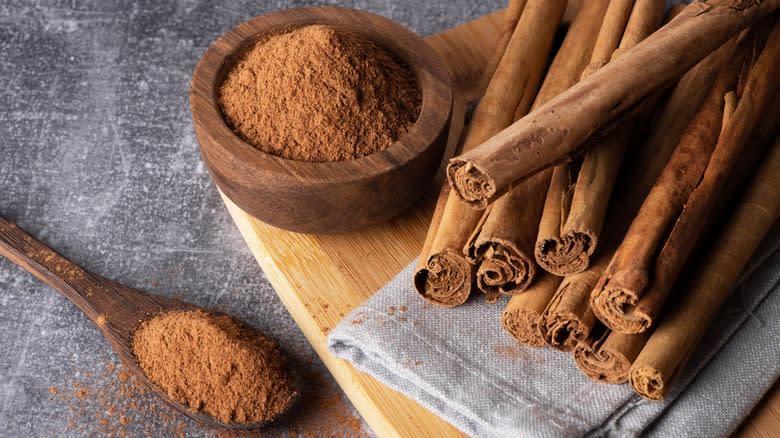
[{"left": 328, "top": 223, "right": 780, "bottom": 437}]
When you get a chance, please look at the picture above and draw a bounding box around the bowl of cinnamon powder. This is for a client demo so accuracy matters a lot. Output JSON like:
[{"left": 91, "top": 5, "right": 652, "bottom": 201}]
[{"left": 190, "top": 6, "right": 452, "bottom": 234}]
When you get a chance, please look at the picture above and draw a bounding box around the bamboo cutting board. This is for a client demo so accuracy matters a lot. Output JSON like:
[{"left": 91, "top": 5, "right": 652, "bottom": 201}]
[{"left": 218, "top": 10, "right": 780, "bottom": 438}]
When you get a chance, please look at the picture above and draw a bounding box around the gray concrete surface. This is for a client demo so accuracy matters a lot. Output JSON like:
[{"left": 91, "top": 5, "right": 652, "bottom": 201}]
[{"left": 0, "top": 0, "right": 502, "bottom": 436}]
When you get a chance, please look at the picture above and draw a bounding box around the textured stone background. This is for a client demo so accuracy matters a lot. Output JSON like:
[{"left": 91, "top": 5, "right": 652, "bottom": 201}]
[{"left": 0, "top": 0, "right": 504, "bottom": 436}]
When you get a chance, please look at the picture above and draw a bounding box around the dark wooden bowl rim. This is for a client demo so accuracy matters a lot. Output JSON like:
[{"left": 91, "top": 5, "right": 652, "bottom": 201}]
[{"left": 190, "top": 6, "right": 453, "bottom": 185}]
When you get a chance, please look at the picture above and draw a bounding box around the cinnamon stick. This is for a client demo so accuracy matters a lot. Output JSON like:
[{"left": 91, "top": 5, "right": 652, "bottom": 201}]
[
  {"left": 539, "top": 255, "right": 603, "bottom": 351},
  {"left": 629, "top": 37, "right": 737, "bottom": 199},
  {"left": 466, "top": 0, "right": 606, "bottom": 301},
  {"left": 573, "top": 325, "right": 648, "bottom": 384},
  {"left": 537, "top": 6, "right": 730, "bottom": 353},
  {"left": 535, "top": 0, "right": 666, "bottom": 276},
  {"left": 536, "top": 22, "right": 696, "bottom": 351},
  {"left": 572, "top": 50, "right": 780, "bottom": 373},
  {"left": 413, "top": 0, "right": 566, "bottom": 306},
  {"left": 535, "top": 0, "right": 633, "bottom": 277},
  {"left": 589, "top": 43, "right": 743, "bottom": 332},
  {"left": 467, "top": 175, "right": 548, "bottom": 302},
  {"left": 579, "top": 0, "right": 635, "bottom": 78},
  {"left": 478, "top": 0, "right": 585, "bottom": 94},
  {"left": 446, "top": 0, "right": 780, "bottom": 209},
  {"left": 502, "top": 272, "right": 563, "bottom": 346},
  {"left": 623, "top": 22, "right": 780, "bottom": 333},
  {"left": 477, "top": 0, "right": 528, "bottom": 94},
  {"left": 536, "top": 103, "right": 675, "bottom": 351},
  {"left": 465, "top": 0, "right": 607, "bottom": 301},
  {"left": 630, "top": 132, "right": 780, "bottom": 401},
  {"left": 591, "top": 26, "right": 776, "bottom": 333}
]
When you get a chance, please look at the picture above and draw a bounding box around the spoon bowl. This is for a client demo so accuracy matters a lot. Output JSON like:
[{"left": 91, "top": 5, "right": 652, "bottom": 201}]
[{"left": 0, "top": 214, "right": 294, "bottom": 431}]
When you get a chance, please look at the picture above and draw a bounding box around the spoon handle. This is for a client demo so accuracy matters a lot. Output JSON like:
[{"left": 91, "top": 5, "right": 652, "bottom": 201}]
[
  {"left": 0, "top": 215, "right": 228, "bottom": 429},
  {"left": 0, "top": 214, "right": 116, "bottom": 321},
  {"left": 0, "top": 213, "right": 194, "bottom": 340}
]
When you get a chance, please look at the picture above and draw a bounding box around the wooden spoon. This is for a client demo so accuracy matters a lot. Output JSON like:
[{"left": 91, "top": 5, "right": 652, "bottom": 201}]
[{"left": 0, "top": 213, "right": 289, "bottom": 431}]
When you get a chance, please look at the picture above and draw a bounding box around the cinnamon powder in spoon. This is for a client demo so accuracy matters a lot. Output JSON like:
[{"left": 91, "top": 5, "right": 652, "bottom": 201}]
[
  {"left": 131, "top": 310, "right": 297, "bottom": 424},
  {"left": 218, "top": 24, "right": 421, "bottom": 162}
]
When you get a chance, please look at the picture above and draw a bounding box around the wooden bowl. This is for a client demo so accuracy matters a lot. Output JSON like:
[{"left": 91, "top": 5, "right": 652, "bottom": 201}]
[{"left": 190, "top": 6, "right": 452, "bottom": 234}]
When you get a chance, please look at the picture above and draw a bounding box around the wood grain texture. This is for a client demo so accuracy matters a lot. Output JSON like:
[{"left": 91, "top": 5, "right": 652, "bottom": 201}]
[
  {"left": 218, "top": 11, "right": 779, "bottom": 438},
  {"left": 191, "top": 7, "right": 452, "bottom": 234}
]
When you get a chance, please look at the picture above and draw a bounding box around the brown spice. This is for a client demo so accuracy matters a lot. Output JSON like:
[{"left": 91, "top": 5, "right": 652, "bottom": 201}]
[
  {"left": 219, "top": 24, "right": 421, "bottom": 162},
  {"left": 492, "top": 344, "right": 528, "bottom": 361},
  {"left": 55, "top": 360, "right": 189, "bottom": 437},
  {"left": 131, "top": 310, "right": 298, "bottom": 424},
  {"left": 265, "top": 368, "right": 368, "bottom": 438}
]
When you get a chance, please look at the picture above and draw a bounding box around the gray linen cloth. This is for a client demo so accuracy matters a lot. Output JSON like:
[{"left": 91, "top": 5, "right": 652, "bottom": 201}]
[{"left": 328, "top": 222, "right": 780, "bottom": 437}]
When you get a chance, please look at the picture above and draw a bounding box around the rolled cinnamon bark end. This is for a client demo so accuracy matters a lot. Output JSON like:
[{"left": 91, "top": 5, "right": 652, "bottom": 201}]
[
  {"left": 573, "top": 342, "right": 631, "bottom": 384},
  {"left": 540, "top": 267, "right": 601, "bottom": 351},
  {"left": 447, "top": 160, "right": 495, "bottom": 210},
  {"left": 629, "top": 364, "right": 665, "bottom": 401},
  {"left": 413, "top": 250, "right": 473, "bottom": 307},
  {"left": 541, "top": 287, "right": 591, "bottom": 351},
  {"left": 590, "top": 286, "right": 651, "bottom": 334},
  {"left": 502, "top": 272, "right": 562, "bottom": 346},
  {"left": 535, "top": 230, "right": 597, "bottom": 275},
  {"left": 502, "top": 306, "right": 546, "bottom": 347},
  {"left": 574, "top": 328, "right": 650, "bottom": 384},
  {"left": 476, "top": 244, "right": 535, "bottom": 301},
  {"left": 541, "top": 311, "right": 591, "bottom": 351}
]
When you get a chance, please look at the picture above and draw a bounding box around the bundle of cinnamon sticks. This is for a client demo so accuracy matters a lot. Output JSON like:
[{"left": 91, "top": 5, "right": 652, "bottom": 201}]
[{"left": 414, "top": 0, "right": 780, "bottom": 400}]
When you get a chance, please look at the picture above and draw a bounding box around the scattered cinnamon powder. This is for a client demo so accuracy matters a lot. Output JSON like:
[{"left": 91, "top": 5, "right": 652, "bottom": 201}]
[
  {"left": 219, "top": 24, "right": 421, "bottom": 162},
  {"left": 118, "top": 370, "right": 132, "bottom": 382},
  {"left": 131, "top": 310, "right": 298, "bottom": 424},
  {"left": 54, "top": 360, "right": 189, "bottom": 437},
  {"left": 52, "top": 357, "right": 365, "bottom": 436},
  {"left": 350, "top": 312, "right": 368, "bottom": 325},
  {"left": 493, "top": 344, "right": 529, "bottom": 361},
  {"left": 264, "top": 368, "right": 368, "bottom": 438}
]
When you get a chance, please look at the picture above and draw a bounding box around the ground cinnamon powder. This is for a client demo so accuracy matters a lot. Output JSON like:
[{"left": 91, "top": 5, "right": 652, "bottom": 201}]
[
  {"left": 218, "top": 24, "right": 421, "bottom": 162},
  {"left": 131, "top": 310, "right": 297, "bottom": 424}
]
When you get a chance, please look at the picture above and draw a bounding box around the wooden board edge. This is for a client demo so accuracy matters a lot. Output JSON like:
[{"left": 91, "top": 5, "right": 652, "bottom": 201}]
[{"left": 220, "top": 191, "right": 466, "bottom": 438}]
